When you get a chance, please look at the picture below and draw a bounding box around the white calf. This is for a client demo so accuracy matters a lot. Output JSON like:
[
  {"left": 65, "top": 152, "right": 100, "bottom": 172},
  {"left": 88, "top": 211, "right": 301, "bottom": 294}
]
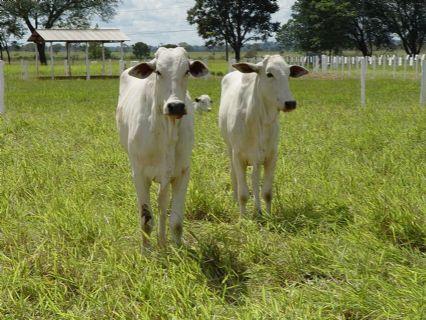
[
  {"left": 194, "top": 94, "right": 212, "bottom": 113},
  {"left": 219, "top": 55, "right": 308, "bottom": 217},
  {"left": 116, "top": 47, "right": 208, "bottom": 248}
]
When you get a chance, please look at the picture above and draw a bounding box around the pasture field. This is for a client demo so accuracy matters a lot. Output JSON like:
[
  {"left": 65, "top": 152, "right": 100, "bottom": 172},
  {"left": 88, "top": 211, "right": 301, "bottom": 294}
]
[{"left": 0, "top": 63, "right": 425, "bottom": 319}]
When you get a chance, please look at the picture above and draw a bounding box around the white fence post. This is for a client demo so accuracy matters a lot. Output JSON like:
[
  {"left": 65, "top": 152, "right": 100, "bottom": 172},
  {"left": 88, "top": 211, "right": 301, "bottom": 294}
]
[
  {"left": 0, "top": 60, "right": 4, "bottom": 114},
  {"left": 361, "top": 57, "right": 367, "bottom": 107},
  {"left": 108, "top": 59, "right": 112, "bottom": 76},
  {"left": 420, "top": 59, "right": 426, "bottom": 107}
]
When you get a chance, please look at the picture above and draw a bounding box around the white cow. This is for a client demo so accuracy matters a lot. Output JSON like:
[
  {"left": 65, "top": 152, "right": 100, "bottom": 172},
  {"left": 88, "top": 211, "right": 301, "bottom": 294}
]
[
  {"left": 116, "top": 47, "right": 208, "bottom": 248},
  {"left": 194, "top": 94, "right": 212, "bottom": 113},
  {"left": 219, "top": 55, "right": 308, "bottom": 217}
]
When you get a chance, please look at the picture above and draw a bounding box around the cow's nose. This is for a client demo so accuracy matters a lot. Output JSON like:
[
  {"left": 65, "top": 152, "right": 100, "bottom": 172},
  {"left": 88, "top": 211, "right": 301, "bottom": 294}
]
[
  {"left": 285, "top": 101, "right": 297, "bottom": 109},
  {"left": 167, "top": 102, "right": 186, "bottom": 116}
]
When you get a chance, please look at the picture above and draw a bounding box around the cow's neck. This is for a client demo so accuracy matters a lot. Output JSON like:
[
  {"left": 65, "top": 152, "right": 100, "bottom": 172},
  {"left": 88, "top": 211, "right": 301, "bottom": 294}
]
[{"left": 246, "top": 76, "right": 279, "bottom": 127}]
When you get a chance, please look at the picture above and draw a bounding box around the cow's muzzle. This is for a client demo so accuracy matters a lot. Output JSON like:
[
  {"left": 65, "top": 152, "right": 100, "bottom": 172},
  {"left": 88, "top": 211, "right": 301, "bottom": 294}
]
[
  {"left": 283, "top": 100, "right": 297, "bottom": 112},
  {"left": 167, "top": 102, "right": 187, "bottom": 118}
]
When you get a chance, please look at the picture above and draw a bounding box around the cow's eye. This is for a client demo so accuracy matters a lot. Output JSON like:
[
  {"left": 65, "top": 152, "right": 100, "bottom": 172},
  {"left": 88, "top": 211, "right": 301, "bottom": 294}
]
[
  {"left": 185, "top": 70, "right": 190, "bottom": 76},
  {"left": 155, "top": 71, "right": 161, "bottom": 76},
  {"left": 267, "top": 72, "right": 274, "bottom": 78}
]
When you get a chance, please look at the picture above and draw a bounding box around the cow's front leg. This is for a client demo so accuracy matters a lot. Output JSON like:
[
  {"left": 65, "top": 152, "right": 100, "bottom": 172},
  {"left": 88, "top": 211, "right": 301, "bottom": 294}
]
[
  {"left": 252, "top": 164, "right": 262, "bottom": 217},
  {"left": 158, "top": 184, "right": 170, "bottom": 248},
  {"left": 232, "top": 151, "right": 249, "bottom": 217},
  {"left": 262, "top": 155, "right": 277, "bottom": 215},
  {"left": 170, "top": 168, "right": 190, "bottom": 246},
  {"left": 132, "top": 167, "right": 152, "bottom": 250}
]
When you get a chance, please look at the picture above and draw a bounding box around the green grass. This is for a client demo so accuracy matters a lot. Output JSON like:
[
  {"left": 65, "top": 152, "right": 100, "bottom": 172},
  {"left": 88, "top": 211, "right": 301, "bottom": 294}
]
[{"left": 0, "top": 63, "right": 425, "bottom": 319}]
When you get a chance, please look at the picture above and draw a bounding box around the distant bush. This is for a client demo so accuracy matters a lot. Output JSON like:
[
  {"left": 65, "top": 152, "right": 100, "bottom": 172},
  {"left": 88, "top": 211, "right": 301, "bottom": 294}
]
[{"left": 245, "top": 50, "right": 258, "bottom": 58}]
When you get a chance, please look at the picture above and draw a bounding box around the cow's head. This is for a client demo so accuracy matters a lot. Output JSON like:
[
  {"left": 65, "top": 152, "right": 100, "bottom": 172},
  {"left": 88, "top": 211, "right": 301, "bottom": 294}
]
[
  {"left": 129, "top": 47, "right": 209, "bottom": 118},
  {"left": 194, "top": 94, "right": 213, "bottom": 112},
  {"left": 233, "top": 55, "right": 308, "bottom": 112}
]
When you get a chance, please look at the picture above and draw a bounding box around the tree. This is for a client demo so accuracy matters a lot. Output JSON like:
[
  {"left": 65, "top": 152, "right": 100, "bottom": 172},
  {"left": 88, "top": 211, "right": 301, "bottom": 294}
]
[
  {"left": 133, "top": 42, "right": 150, "bottom": 59},
  {"left": 178, "top": 42, "right": 193, "bottom": 52},
  {"left": 187, "top": 0, "right": 279, "bottom": 61},
  {"left": 277, "top": 0, "right": 393, "bottom": 56},
  {"left": 0, "top": 0, "right": 120, "bottom": 64},
  {"left": 346, "top": 0, "right": 393, "bottom": 56},
  {"left": 277, "top": 0, "right": 353, "bottom": 55},
  {"left": 368, "top": 0, "right": 426, "bottom": 55},
  {"left": 0, "top": 8, "right": 24, "bottom": 63},
  {"left": 88, "top": 43, "right": 111, "bottom": 60}
]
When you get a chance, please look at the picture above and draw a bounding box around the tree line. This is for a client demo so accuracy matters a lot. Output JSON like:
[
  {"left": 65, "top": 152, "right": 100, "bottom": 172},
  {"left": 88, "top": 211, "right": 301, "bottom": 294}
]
[{"left": 187, "top": 0, "right": 426, "bottom": 60}]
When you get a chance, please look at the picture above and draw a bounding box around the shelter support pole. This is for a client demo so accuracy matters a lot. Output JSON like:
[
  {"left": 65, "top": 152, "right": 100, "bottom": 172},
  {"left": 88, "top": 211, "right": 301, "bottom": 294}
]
[
  {"left": 102, "top": 42, "right": 105, "bottom": 76},
  {"left": 66, "top": 42, "right": 72, "bottom": 77},
  {"left": 50, "top": 42, "right": 54, "bottom": 79},
  {"left": 86, "top": 42, "right": 90, "bottom": 80}
]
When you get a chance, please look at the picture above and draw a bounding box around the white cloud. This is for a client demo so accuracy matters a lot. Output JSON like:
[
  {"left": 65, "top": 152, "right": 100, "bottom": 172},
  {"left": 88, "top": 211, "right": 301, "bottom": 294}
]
[{"left": 97, "top": 0, "right": 296, "bottom": 46}]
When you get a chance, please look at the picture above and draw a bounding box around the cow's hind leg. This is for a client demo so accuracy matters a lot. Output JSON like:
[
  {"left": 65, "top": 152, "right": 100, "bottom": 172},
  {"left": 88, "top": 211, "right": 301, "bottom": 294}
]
[
  {"left": 232, "top": 151, "right": 249, "bottom": 217},
  {"left": 158, "top": 183, "right": 170, "bottom": 248},
  {"left": 252, "top": 164, "right": 262, "bottom": 217},
  {"left": 132, "top": 167, "right": 153, "bottom": 250},
  {"left": 170, "top": 168, "right": 190, "bottom": 246},
  {"left": 262, "top": 155, "right": 277, "bottom": 215}
]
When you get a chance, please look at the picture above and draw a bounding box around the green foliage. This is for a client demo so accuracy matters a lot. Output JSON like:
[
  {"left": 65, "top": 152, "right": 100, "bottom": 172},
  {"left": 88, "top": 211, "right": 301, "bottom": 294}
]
[
  {"left": 368, "top": 0, "right": 426, "bottom": 55},
  {"left": 132, "top": 42, "right": 150, "bottom": 59},
  {"left": 187, "top": 0, "right": 279, "bottom": 61},
  {"left": 0, "top": 62, "right": 425, "bottom": 318},
  {"left": 88, "top": 43, "right": 111, "bottom": 60},
  {"left": 278, "top": 0, "right": 393, "bottom": 56}
]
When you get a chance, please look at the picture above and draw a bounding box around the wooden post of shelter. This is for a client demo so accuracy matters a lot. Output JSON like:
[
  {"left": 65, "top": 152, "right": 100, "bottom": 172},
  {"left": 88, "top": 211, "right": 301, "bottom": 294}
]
[
  {"left": 101, "top": 42, "right": 105, "bottom": 76},
  {"left": 50, "top": 42, "right": 54, "bottom": 79},
  {"left": 119, "top": 41, "right": 125, "bottom": 74},
  {"left": 85, "top": 42, "right": 90, "bottom": 80},
  {"left": 0, "top": 60, "right": 4, "bottom": 114},
  {"left": 66, "top": 42, "right": 72, "bottom": 77}
]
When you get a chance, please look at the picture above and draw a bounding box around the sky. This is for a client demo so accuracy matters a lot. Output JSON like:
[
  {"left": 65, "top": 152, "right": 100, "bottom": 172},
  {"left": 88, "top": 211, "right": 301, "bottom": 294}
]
[{"left": 96, "top": 0, "right": 296, "bottom": 46}]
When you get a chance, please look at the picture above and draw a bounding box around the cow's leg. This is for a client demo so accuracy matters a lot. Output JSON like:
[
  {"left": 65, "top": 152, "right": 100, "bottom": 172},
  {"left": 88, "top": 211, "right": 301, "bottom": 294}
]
[
  {"left": 132, "top": 167, "right": 152, "bottom": 249},
  {"left": 232, "top": 151, "right": 249, "bottom": 217},
  {"left": 262, "top": 155, "right": 277, "bottom": 215},
  {"left": 158, "top": 183, "right": 170, "bottom": 248},
  {"left": 170, "top": 168, "right": 190, "bottom": 246},
  {"left": 252, "top": 164, "right": 262, "bottom": 217},
  {"left": 228, "top": 146, "right": 238, "bottom": 201}
]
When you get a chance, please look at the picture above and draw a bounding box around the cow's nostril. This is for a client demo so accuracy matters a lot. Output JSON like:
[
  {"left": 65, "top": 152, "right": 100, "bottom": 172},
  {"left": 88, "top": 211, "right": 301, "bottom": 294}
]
[
  {"left": 285, "top": 101, "right": 297, "bottom": 109},
  {"left": 167, "top": 102, "right": 186, "bottom": 116}
]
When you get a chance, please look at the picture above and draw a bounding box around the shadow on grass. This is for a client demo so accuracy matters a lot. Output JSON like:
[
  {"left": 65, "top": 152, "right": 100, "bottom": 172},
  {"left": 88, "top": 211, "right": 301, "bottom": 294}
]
[
  {"left": 268, "top": 203, "right": 353, "bottom": 234},
  {"left": 189, "top": 237, "right": 249, "bottom": 305}
]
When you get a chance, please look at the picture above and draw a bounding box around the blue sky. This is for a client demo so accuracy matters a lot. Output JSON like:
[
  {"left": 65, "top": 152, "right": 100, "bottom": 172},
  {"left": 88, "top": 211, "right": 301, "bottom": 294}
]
[{"left": 96, "top": 0, "right": 296, "bottom": 46}]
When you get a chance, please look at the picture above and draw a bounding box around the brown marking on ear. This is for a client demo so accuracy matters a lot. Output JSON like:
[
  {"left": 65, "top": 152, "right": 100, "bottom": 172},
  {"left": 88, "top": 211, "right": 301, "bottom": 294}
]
[
  {"left": 129, "top": 62, "right": 156, "bottom": 79},
  {"left": 189, "top": 60, "right": 209, "bottom": 77},
  {"left": 232, "top": 63, "right": 260, "bottom": 73},
  {"left": 290, "top": 65, "right": 309, "bottom": 78}
]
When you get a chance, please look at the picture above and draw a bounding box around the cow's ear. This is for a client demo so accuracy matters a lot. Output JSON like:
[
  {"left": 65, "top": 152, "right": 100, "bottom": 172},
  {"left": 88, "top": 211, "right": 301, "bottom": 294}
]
[
  {"left": 128, "top": 59, "right": 156, "bottom": 79},
  {"left": 233, "top": 63, "right": 261, "bottom": 73},
  {"left": 190, "top": 60, "right": 209, "bottom": 77},
  {"left": 290, "top": 65, "right": 308, "bottom": 78}
]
